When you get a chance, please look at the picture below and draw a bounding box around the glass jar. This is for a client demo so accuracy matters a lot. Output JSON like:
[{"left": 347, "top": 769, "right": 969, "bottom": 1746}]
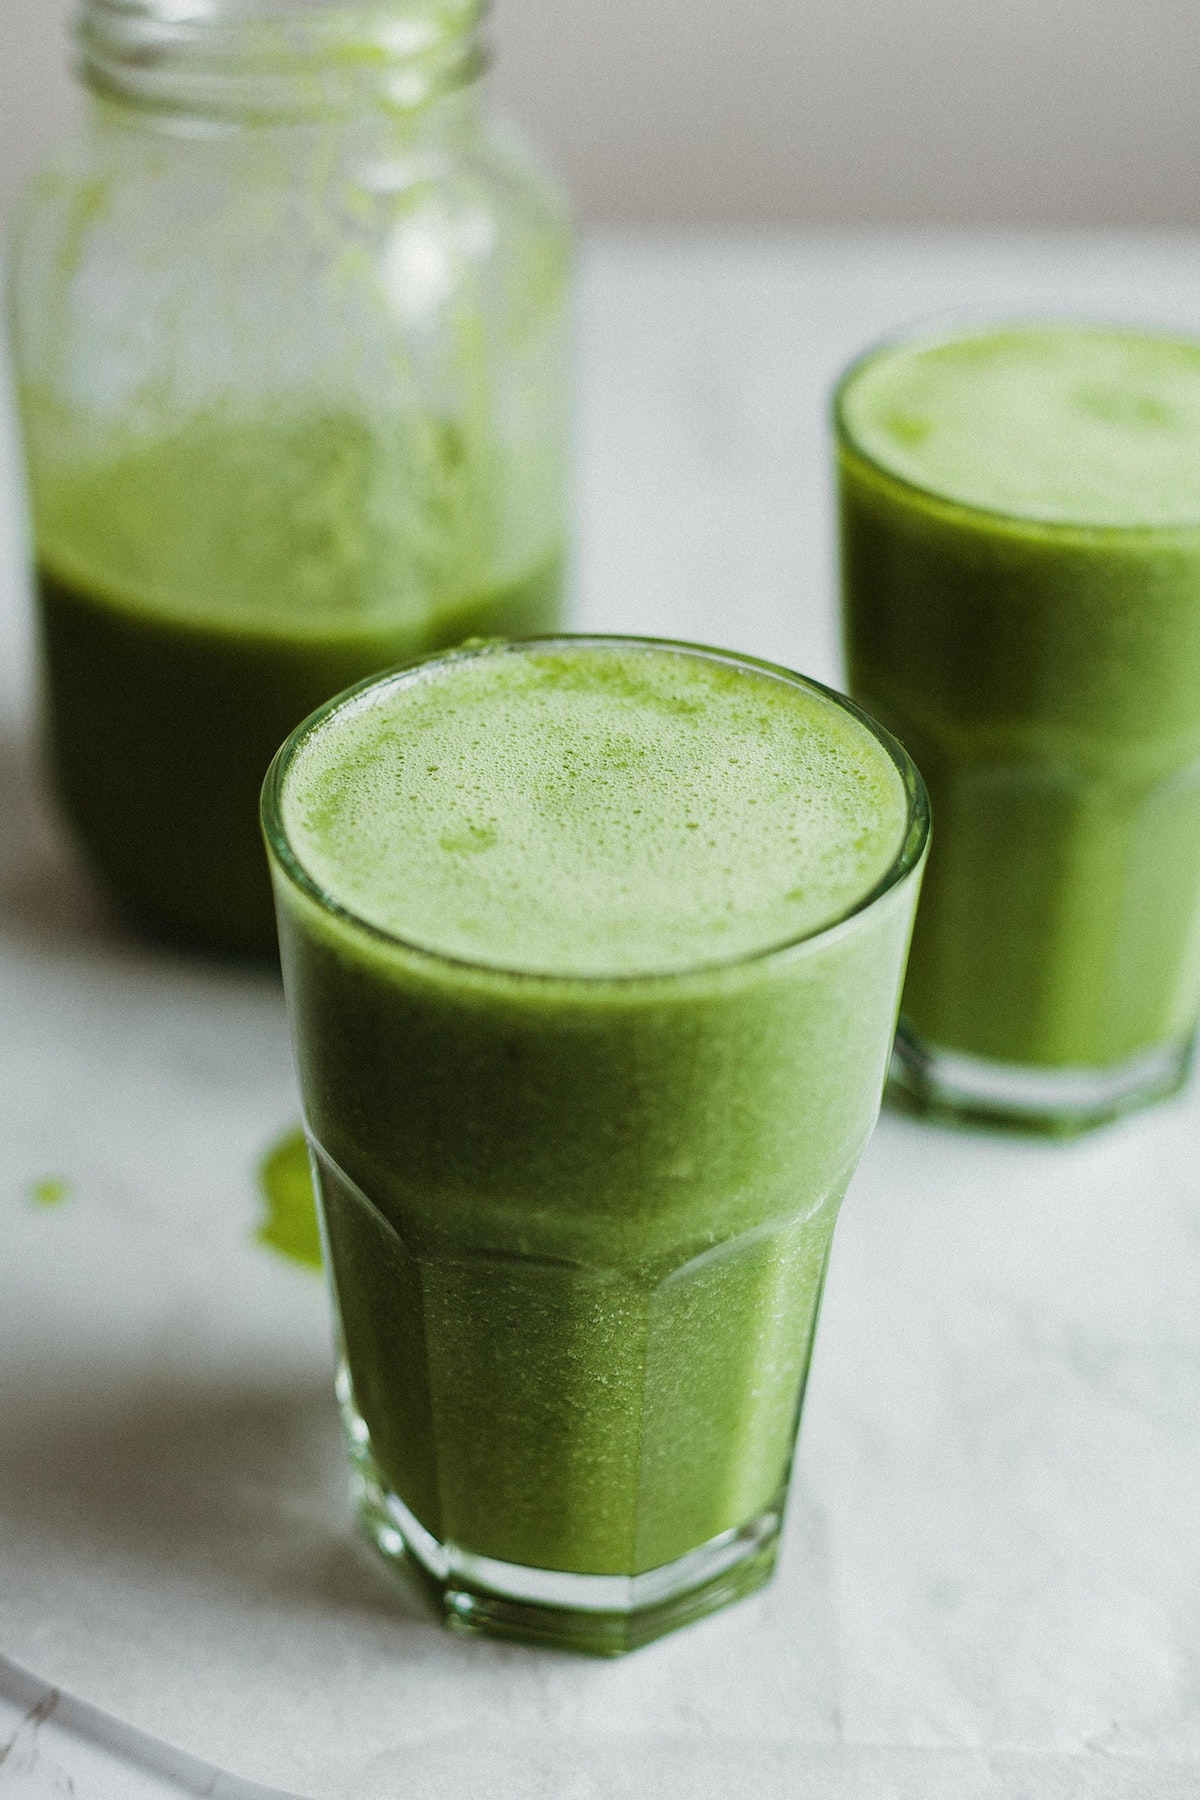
[{"left": 7, "top": 0, "right": 572, "bottom": 956}]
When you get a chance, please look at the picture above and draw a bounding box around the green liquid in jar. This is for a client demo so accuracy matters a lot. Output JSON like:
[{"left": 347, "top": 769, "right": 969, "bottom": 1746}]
[{"left": 35, "top": 414, "right": 564, "bottom": 955}]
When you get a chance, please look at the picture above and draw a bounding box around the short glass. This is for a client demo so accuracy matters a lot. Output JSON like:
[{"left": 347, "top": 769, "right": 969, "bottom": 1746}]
[
  {"left": 262, "top": 636, "right": 928, "bottom": 1654},
  {"left": 836, "top": 322, "right": 1200, "bottom": 1135}
]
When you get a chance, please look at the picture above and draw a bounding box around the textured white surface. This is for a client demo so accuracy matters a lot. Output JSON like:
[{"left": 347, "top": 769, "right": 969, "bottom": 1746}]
[
  {"left": 0, "top": 1656, "right": 302, "bottom": 1798},
  {"left": 2, "top": 235, "right": 1200, "bottom": 1799}
]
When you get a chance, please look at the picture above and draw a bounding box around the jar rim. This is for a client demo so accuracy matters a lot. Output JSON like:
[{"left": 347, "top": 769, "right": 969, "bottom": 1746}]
[{"left": 75, "top": 0, "right": 490, "bottom": 121}]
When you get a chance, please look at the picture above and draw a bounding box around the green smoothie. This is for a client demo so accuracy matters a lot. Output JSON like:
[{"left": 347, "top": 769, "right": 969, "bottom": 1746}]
[
  {"left": 33, "top": 416, "right": 563, "bottom": 955},
  {"left": 264, "top": 636, "right": 927, "bottom": 1650},
  {"left": 837, "top": 324, "right": 1200, "bottom": 1109}
]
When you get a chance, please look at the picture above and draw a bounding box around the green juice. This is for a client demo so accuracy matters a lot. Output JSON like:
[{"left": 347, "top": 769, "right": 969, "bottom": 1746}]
[
  {"left": 838, "top": 325, "right": 1200, "bottom": 1102},
  {"left": 33, "top": 417, "right": 563, "bottom": 955},
  {"left": 265, "top": 637, "right": 926, "bottom": 1650}
]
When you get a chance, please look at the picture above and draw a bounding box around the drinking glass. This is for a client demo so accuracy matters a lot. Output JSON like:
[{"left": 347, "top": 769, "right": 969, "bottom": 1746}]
[{"left": 263, "top": 636, "right": 928, "bottom": 1651}]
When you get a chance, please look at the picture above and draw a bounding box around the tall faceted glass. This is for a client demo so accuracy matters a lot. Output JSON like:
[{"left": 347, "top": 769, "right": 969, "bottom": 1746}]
[{"left": 263, "top": 635, "right": 930, "bottom": 1653}]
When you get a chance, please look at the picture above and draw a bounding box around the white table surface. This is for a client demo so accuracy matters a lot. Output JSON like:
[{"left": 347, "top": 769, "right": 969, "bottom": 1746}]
[{"left": 2, "top": 233, "right": 1200, "bottom": 1800}]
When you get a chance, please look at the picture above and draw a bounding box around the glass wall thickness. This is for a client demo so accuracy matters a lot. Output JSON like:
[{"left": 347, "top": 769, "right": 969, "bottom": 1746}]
[{"left": 263, "top": 636, "right": 929, "bottom": 1653}]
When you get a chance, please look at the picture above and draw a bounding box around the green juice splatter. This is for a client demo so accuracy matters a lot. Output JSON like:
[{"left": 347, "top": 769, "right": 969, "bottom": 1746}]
[
  {"left": 257, "top": 1129, "right": 323, "bottom": 1271},
  {"left": 28, "top": 1177, "right": 72, "bottom": 1208}
]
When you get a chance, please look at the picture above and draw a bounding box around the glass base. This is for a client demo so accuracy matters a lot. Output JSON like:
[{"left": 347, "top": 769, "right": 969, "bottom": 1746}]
[
  {"left": 348, "top": 1436, "right": 784, "bottom": 1655},
  {"left": 887, "top": 1019, "right": 1194, "bottom": 1137}
]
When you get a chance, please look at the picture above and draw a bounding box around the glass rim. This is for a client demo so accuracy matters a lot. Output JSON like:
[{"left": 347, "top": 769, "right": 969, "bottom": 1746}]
[
  {"left": 261, "top": 633, "right": 930, "bottom": 990},
  {"left": 833, "top": 313, "right": 1200, "bottom": 539}
]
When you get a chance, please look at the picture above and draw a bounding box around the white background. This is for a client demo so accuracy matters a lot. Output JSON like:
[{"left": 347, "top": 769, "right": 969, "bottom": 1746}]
[{"left": 2, "top": 0, "right": 1200, "bottom": 225}]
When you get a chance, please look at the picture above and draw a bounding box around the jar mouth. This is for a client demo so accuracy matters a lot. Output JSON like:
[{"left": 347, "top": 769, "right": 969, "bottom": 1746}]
[{"left": 76, "top": 0, "right": 489, "bottom": 122}]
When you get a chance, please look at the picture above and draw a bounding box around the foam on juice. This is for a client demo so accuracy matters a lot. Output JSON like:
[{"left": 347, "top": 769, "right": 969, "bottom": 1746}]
[
  {"left": 840, "top": 325, "right": 1200, "bottom": 528},
  {"left": 280, "top": 641, "right": 909, "bottom": 977}
]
